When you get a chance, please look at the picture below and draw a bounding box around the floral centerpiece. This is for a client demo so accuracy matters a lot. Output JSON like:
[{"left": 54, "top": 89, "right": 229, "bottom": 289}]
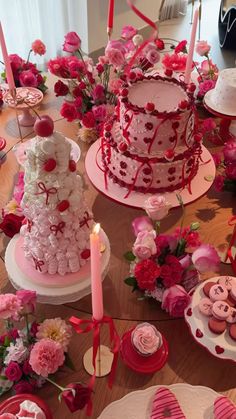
[
  {"left": 213, "top": 139, "right": 236, "bottom": 193},
  {"left": 48, "top": 27, "right": 162, "bottom": 143},
  {"left": 124, "top": 195, "right": 220, "bottom": 317},
  {"left": 1, "top": 40, "right": 47, "bottom": 93},
  {"left": 0, "top": 290, "right": 92, "bottom": 414}
]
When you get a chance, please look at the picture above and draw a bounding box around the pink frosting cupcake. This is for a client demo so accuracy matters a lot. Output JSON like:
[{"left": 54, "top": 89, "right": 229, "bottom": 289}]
[{"left": 131, "top": 323, "right": 162, "bottom": 356}]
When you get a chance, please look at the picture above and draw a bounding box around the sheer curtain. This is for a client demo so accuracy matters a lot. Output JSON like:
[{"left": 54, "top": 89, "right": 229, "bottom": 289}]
[
  {"left": 159, "top": 0, "right": 188, "bottom": 21},
  {"left": 0, "top": 0, "right": 87, "bottom": 70}
]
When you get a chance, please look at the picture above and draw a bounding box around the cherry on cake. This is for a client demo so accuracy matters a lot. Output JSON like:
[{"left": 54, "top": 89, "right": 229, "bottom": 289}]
[{"left": 100, "top": 73, "right": 202, "bottom": 196}]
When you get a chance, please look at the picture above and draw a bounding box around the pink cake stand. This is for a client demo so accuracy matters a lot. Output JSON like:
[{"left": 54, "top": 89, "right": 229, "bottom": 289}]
[
  {"left": 5, "top": 231, "right": 110, "bottom": 305},
  {"left": 3, "top": 87, "right": 43, "bottom": 127},
  {"left": 85, "top": 140, "right": 216, "bottom": 209}
]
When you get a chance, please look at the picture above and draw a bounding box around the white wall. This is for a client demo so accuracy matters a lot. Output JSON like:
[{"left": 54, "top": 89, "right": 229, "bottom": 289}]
[{"left": 86, "top": 0, "right": 162, "bottom": 53}]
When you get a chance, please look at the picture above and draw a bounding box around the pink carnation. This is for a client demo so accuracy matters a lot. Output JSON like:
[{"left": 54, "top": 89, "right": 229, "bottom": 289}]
[
  {"left": 19, "top": 70, "right": 38, "bottom": 88},
  {"left": 9, "top": 54, "right": 24, "bottom": 72},
  {"left": 106, "top": 48, "right": 125, "bottom": 69},
  {"left": 29, "top": 338, "right": 65, "bottom": 378},
  {"left": 60, "top": 102, "right": 78, "bottom": 122},
  {"left": 92, "top": 84, "right": 105, "bottom": 102},
  {"left": 195, "top": 40, "right": 211, "bottom": 56},
  {"left": 192, "top": 244, "right": 220, "bottom": 273},
  {"left": 92, "top": 104, "right": 107, "bottom": 122},
  {"left": 31, "top": 39, "right": 46, "bottom": 55},
  {"left": 0, "top": 294, "right": 21, "bottom": 321},
  {"left": 16, "top": 290, "right": 36, "bottom": 314},
  {"left": 162, "top": 53, "right": 188, "bottom": 72},
  {"left": 162, "top": 285, "right": 191, "bottom": 317},
  {"left": 109, "top": 78, "right": 123, "bottom": 94},
  {"left": 13, "top": 380, "right": 34, "bottom": 394}
]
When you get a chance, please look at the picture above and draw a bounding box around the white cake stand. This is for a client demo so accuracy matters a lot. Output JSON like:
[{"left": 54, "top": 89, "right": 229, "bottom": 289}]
[
  {"left": 85, "top": 140, "right": 215, "bottom": 209},
  {"left": 5, "top": 230, "right": 110, "bottom": 305}
]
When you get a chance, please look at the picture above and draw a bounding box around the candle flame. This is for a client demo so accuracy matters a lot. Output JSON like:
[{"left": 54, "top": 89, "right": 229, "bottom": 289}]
[{"left": 93, "top": 223, "right": 100, "bottom": 235}]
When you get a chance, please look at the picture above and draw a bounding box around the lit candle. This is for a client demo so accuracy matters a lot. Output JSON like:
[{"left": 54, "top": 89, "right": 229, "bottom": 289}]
[
  {"left": 90, "top": 223, "right": 104, "bottom": 321},
  {"left": 0, "top": 22, "right": 15, "bottom": 92},
  {"left": 184, "top": 8, "right": 199, "bottom": 84},
  {"left": 107, "top": 0, "right": 115, "bottom": 38}
]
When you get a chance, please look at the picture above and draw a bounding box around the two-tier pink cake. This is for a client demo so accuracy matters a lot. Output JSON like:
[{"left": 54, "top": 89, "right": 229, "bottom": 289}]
[{"left": 99, "top": 73, "right": 202, "bottom": 196}]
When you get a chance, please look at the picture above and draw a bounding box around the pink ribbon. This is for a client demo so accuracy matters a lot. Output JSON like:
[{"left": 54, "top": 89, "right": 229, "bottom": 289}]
[
  {"left": 36, "top": 182, "right": 57, "bottom": 205},
  {"left": 50, "top": 221, "right": 65, "bottom": 236},
  {"left": 79, "top": 211, "right": 93, "bottom": 228}
]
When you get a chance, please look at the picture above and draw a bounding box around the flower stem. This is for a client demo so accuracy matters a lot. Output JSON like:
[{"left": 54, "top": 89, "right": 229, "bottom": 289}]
[
  {"left": 26, "top": 49, "right": 32, "bottom": 64},
  {"left": 46, "top": 377, "right": 64, "bottom": 392},
  {"left": 25, "top": 313, "right": 30, "bottom": 342}
]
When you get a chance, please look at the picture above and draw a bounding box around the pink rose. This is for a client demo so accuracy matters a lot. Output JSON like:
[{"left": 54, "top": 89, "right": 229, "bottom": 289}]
[
  {"left": 92, "top": 104, "right": 107, "bottom": 122},
  {"left": 223, "top": 140, "right": 236, "bottom": 163},
  {"left": 195, "top": 40, "right": 211, "bottom": 56},
  {"left": 0, "top": 294, "right": 21, "bottom": 320},
  {"left": 121, "top": 25, "right": 137, "bottom": 40},
  {"left": 225, "top": 163, "right": 236, "bottom": 180},
  {"left": 124, "top": 39, "right": 136, "bottom": 52},
  {"left": 19, "top": 70, "right": 38, "bottom": 88},
  {"left": 63, "top": 31, "right": 81, "bottom": 53},
  {"left": 16, "top": 290, "right": 36, "bottom": 314},
  {"left": 198, "top": 79, "right": 216, "bottom": 97},
  {"left": 29, "top": 338, "right": 65, "bottom": 378},
  {"left": 31, "top": 39, "right": 46, "bottom": 55},
  {"left": 200, "top": 59, "right": 218, "bottom": 75},
  {"left": 106, "top": 48, "right": 125, "bottom": 69},
  {"left": 132, "top": 216, "right": 153, "bottom": 236},
  {"left": 92, "top": 84, "right": 105, "bottom": 102},
  {"left": 214, "top": 175, "right": 225, "bottom": 192},
  {"left": 109, "top": 78, "right": 123, "bottom": 94},
  {"left": 146, "top": 49, "right": 160, "bottom": 65},
  {"left": 144, "top": 195, "right": 171, "bottom": 221},
  {"left": 5, "top": 361, "right": 22, "bottom": 381},
  {"left": 133, "top": 230, "right": 156, "bottom": 260},
  {"left": 179, "top": 254, "right": 192, "bottom": 270},
  {"left": 162, "top": 285, "right": 191, "bottom": 317},
  {"left": 192, "top": 244, "right": 220, "bottom": 273},
  {"left": 13, "top": 380, "right": 34, "bottom": 394}
]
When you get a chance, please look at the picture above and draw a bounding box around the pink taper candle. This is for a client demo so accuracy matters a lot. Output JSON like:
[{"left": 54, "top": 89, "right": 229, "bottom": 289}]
[
  {"left": 184, "top": 8, "right": 199, "bottom": 84},
  {"left": 90, "top": 223, "right": 104, "bottom": 321},
  {"left": 0, "top": 22, "right": 15, "bottom": 91},
  {"left": 107, "top": 0, "right": 115, "bottom": 37}
]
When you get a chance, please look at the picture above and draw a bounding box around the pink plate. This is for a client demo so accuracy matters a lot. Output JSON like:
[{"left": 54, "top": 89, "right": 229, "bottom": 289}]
[
  {"left": 85, "top": 140, "right": 215, "bottom": 209},
  {"left": 120, "top": 328, "right": 168, "bottom": 374},
  {"left": 0, "top": 394, "right": 53, "bottom": 418},
  {"left": 184, "top": 276, "right": 236, "bottom": 363}
]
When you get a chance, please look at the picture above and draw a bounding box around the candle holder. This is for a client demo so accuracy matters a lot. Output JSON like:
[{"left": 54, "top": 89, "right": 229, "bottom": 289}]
[
  {"left": 83, "top": 343, "right": 114, "bottom": 377},
  {"left": 3, "top": 87, "right": 43, "bottom": 127}
]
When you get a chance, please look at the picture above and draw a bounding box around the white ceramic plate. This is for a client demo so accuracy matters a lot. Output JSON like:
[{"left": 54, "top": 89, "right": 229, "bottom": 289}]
[
  {"left": 13, "top": 136, "right": 81, "bottom": 166},
  {"left": 185, "top": 276, "right": 236, "bottom": 362},
  {"left": 98, "top": 383, "right": 220, "bottom": 419}
]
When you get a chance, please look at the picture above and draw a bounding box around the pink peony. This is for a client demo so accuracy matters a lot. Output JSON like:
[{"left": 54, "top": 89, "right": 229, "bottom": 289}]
[
  {"left": 133, "top": 230, "right": 157, "bottom": 260},
  {"left": 201, "top": 118, "right": 217, "bottom": 132},
  {"left": 195, "top": 40, "right": 211, "bottom": 56},
  {"left": 5, "top": 361, "right": 22, "bottom": 382},
  {"left": 16, "top": 290, "right": 36, "bottom": 314},
  {"left": 144, "top": 195, "right": 171, "bottom": 221},
  {"left": 106, "top": 48, "right": 125, "bottom": 69},
  {"left": 13, "top": 380, "right": 34, "bottom": 394},
  {"left": 132, "top": 216, "right": 153, "bottom": 236},
  {"left": 162, "top": 285, "right": 191, "bottom": 317},
  {"left": 214, "top": 174, "right": 225, "bottom": 192},
  {"left": 198, "top": 79, "right": 216, "bottom": 97},
  {"left": 92, "top": 104, "right": 107, "bottom": 122},
  {"left": 212, "top": 153, "right": 222, "bottom": 167},
  {"left": 225, "top": 163, "right": 236, "bottom": 180},
  {"left": 92, "top": 84, "right": 105, "bottom": 102},
  {"left": 0, "top": 294, "right": 21, "bottom": 321},
  {"left": 146, "top": 49, "right": 160, "bottom": 65},
  {"left": 29, "top": 338, "right": 65, "bottom": 378},
  {"left": 31, "top": 39, "right": 46, "bottom": 55},
  {"left": 121, "top": 25, "right": 137, "bottom": 40},
  {"left": 19, "top": 70, "right": 38, "bottom": 88},
  {"left": 192, "top": 244, "right": 220, "bottom": 273},
  {"left": 63, "top": 31, "right": 81, "bottom": 53},
  {"left": 109, "top": 78, "right": 123, "bottom": 94},
  {"left": 223, "top": 140, "right": 236, "bottom": 163}
]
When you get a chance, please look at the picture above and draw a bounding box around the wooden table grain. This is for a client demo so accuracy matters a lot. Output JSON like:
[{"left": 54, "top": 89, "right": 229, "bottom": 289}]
[{"left": 0, "top": 76, "right": 236, "bottom": 418}]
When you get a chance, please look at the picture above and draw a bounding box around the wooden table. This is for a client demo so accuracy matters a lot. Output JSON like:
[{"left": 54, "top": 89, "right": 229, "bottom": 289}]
[{"left": 0, "top": 76, "right": 236, "bottom": 418}]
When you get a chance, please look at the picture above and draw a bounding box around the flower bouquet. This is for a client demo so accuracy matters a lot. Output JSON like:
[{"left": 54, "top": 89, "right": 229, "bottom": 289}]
[
  {"left": 124, "top": 195, "right": 220, "bottom": 317},
  {"left": 213, "top": 139, "right": 236, "bottom": 193},
  {"left": 0, "top": 290, "right": 92, "bottom": 414},
  {"left": 1, "top": 40, "right": 47, "bottom": 93}
]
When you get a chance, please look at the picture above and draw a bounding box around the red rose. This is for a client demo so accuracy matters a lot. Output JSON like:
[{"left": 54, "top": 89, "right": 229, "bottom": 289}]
[
  {"left": 60, "top": 102, "right": 78, "bottom": 122},
  {"left": 0, "top": 213, "right": 24, "bottom": 238},
  {"left": 54, "top": 80, "right": 69, "bottom": 97},
  {"left": 134, "top": 259, "right": 161, "bottom": 291},
  {"left": 155, "top": 38, "right": 165, "bottom": 50},
  {"left": 5, "top": 361, "right": 22, "bottom": 381},
  {"left": 13, "top": 380, "right": 34, "bottom": 394},
  {"left": 160, "top": 255, "right": 184, "bottom": 288},
  {"left": 82, "top": 111, "right": 96, "bottom": 128},
  {"left": 175, "top": 40, "right": 187, "bottom": 53},
  {"left": 61, "top": 383, "right": 92, "bottom": 413},
  {"left": 72, "top": 86, "right": 83, "bottom": 97}
]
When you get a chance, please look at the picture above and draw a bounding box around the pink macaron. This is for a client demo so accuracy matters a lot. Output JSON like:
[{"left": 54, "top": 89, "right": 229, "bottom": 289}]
[
  {"left": 226, "top": 307, "right": 236, "bottom": 324},
  {"left": 212, "top": 300, "right": 230, "bottom": 320},
  {"left": 198, "top": 298, "right": 213, "bottom": 316},
  {"left": 218, "top": 276, "right": 236, "bottom": 290},
  {"left": 209, "top": 284, "right": 228, "bottom": 302},
  {"left": 230, "top": 285, "right": 236, "bottom": 302}
]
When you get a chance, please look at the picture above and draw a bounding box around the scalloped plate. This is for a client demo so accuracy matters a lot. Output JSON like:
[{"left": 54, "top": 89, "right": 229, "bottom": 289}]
[{"left": 98, "top": 384, "right": 220, "bottom": 419}]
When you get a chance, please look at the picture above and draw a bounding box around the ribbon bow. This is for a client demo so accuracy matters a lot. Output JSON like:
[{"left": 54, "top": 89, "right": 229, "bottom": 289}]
[
  {"left": 79, "top": 211, "right": 93, "bottom": 228},
  {"left": 32, "top": 257, "right": 44, "bottom": 272},
  {"left": 50, "top": 221, "right": 65, "bottom": 236},
  {"left": 36, "top": 182, "right": 57, "bottom": 205}
]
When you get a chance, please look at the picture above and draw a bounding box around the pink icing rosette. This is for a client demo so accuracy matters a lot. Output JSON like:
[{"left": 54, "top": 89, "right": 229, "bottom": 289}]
[{"left": 131, "top": 323, "right": 162, "bottom": 356}]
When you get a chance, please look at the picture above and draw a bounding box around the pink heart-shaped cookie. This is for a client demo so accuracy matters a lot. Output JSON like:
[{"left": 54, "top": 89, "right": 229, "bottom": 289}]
[
  {"left": 215, "top": 345, "right": 225, "bottom": 354},
  {"left": 214, "top": 396, "right": 236, "bottom": 419},
  {"left": 150, "top": 387, "right": 186, "bottom": 418}
]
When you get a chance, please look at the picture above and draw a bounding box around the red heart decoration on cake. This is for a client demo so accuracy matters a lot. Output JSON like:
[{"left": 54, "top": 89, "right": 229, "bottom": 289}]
[
  {"left": 168, "top": 176, "right": 175, "bottom": 182},
  {"left": 169, "top": 136, "right": 176, "bottom": 143},
  {"left": 143, "top": 178, "right": 151, "bottom": 184},
  {"left": 150, "top": 387, "right": 186, "bottom": 419},
  {"left": 143, "top": 137, "right": 151, "bottom": 144},
  {"left": 186, "top": 308, "right": 192, "bottom": 316},
  {"left": 215, "top": 345, "right": 224, "bottom": 354},
  {"left": 214, "top": 396, "right": 236, "bottom": 419},
  {"left": 168, "top": 167, "right": 176, "bottom": 175},
  {"left": 196, "top": 329, "right": 203, "bottom": 338}
]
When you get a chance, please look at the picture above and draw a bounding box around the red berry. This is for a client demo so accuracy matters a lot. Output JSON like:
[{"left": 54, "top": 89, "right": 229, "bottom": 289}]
[
  {"left": 104, "top": 123, "right": 112, "bottom": 132},
  {"left": 188, "top": 83, "right": 196, "bottom": 93},
  {"left": 120, "top": 88, "right": 128, "bottom": 97},
  {"left": 34, "top": 115, "right": 54, "bottom": 137},
  {"left": 129, "top": 71, "right": 136, "bottom": 80},
  {"left": 69, "top": 160, "right": 76, "bottom": 172},
  {"left": 145, "top": 102, "right": 155, "bottom": 112},
  {"left": 194, "top": 133, "right": 203, "bottom": 142},
  {"left": 118, "top": 142, "right": 128, "bottom": 152},
  {"left": 81, "top": 249, "right": 91, "bottom": 260},
  {"left": 57, "top": 200, "right": 70, "bottom": 212},
  {"left": 79, "top": 82, "right": 86, "bottom": 90},
  {"left": 165, "top": 69, "right": 173, "bottom": 77},
  {"left": 179, "top": 100, "right": 188, "bottom": 110},
  {"left": 165, "top": 149, "right": 175, "bottom": 160},
  {"left": 43, "top": 158, "right": 56, "bottom": 172}
]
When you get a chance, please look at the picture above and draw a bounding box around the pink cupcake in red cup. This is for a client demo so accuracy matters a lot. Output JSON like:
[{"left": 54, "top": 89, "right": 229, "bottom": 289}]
[{"left": 131, "top": 322, "right": 162, "bottom": 356}]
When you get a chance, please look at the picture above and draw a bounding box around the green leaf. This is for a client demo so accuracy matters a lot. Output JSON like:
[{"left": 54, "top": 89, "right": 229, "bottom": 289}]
[
  {"left": 176, "top": 193, "right": 184, "bottom": 206},
  {"left": 4, "top": 336, "right": 10, "bottom": 347},
  {"left": 124, "top": 251, "right": 135, "bottom": 262},
  {"left": 124, "top": 277, "right": 137, "bottom": 287},
  {"left": 190, "top": 222, "right": 200, "bottom": 231},
  {"left": 64, "top": 353, "right": 76, "bottom": 371}
]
